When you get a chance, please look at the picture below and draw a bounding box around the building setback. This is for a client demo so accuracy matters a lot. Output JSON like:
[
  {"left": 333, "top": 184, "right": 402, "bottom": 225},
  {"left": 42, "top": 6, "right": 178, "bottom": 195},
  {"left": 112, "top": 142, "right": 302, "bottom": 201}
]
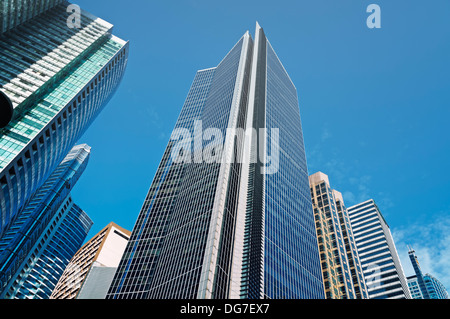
[
  {"left": 107, "top": 23, "right": 324, "bottom": 300},
  {"left": 348, "top": 200, "right": 411, "bottom": 299},
  {"left": 0, "top": 144, "right": 93, "bottom": 299},
  {"left": 0, "top": 1, "right": 129, "bottom": 236},
  {"left": 309, "top": 172, "right": 368, "bottom": 299},
  {"left": 51, "top": 222, "right": 131, "bottom": 299}
]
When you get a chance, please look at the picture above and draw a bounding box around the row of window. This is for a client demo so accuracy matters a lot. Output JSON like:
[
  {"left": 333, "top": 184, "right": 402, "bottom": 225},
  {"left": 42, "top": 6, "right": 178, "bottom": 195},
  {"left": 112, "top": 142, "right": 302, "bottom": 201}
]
[{"left": 0, "top": 45, "right": 126, "bottom": 187}]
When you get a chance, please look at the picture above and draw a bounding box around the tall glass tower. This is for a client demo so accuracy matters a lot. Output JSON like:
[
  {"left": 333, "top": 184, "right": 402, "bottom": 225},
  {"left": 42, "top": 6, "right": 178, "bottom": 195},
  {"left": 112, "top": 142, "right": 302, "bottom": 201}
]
[
  {"left": 107, "top": 23, "right": 324, "bottom": 300},
  {"left": 0, "top": 1, "right": 129, "bottom": 235},
  {"left": 0, "top": 144, "right": 93, "bottom": 299}
]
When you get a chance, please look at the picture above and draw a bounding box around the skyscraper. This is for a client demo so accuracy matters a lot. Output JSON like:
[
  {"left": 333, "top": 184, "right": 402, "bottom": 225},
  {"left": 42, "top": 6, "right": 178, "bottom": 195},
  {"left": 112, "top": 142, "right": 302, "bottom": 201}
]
[
  {"left": 0, "top": 1, "right": 129, "bottom": 235},
  {"left": 407, "top": 247, "right": 430, "bottom": 299},
  {"left": 51, "top": 222, "right": 131, "bottom": 299},
  {"left": 406, "top": 247, "right": 449, "bottom": 299},
  {"left": 0, "top": 144, "right": 93, "bottom": 299},
  {"left": 309, "top": 172, "right": 368, "bottom": 299},
  {"left": 107, "top": 23, "right": 324, "bottom": 299},
  {"left": 348, "top": 200, "right": 411, "bottom": 299}
]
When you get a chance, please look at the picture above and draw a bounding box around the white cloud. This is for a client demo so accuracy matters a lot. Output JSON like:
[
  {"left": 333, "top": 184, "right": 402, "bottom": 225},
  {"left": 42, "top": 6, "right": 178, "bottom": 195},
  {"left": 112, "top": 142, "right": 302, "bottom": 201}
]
[
  {"left": 343, "top": 191, "right": 356, "bottom": 204},
  {"left": 339, "top": 175, "right": 374, "bottom": 207}
]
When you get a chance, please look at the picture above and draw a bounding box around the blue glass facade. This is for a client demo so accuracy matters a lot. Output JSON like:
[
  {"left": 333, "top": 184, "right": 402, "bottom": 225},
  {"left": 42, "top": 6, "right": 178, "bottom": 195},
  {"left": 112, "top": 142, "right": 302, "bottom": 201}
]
[
  {"left": 0, "top": 2, "right": 129, "bottom": 235},
  {"left": 262, "top": 41, "right": 324, "bottom": 299},
  {"left": 0, "top": 144, "right": 93, "bottom": 299},
  {"left": 424, "top": 274, "right": 449, "bottom": 299},
  {"left": 107, "top": 23, "right": 323, "bottom": 300},
  {"left": 107, "top": 68, "right": 217, "bottom": 299},
  {"left": 407, "top": 276, "right": 422, "bottom": 299},
  {"left": 408, "top": 248, "right": 430, "bottom": 299}
]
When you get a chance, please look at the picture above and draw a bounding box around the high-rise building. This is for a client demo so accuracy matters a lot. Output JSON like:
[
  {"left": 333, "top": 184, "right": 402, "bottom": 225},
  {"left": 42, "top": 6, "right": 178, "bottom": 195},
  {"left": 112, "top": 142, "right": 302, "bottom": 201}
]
[
  {"left": 0, "top": 1, "right": 129, "bottom": 235},
  {"left": 407, "top": 275, "right": 422, "bottom": 299},
  {"left": 0, "top": 144, "right": 93, "bottom": 299},
  {"left": 309, "top": 172, "right": 368, "bottom": 299},
  {"left": 348, "top": 200, "right": 411, "bottom": 299},
  {"left": 406, "top": 247, "right": 449, "bottom": 299},
  {"left": 107, "top": 23, "right": 324, "bottom": 300},
  {"left": 408, "top": 273, "right": 449, "bottom": 299},
  {"left": 423, "top": 275, "right": 449, "bottom": 299},
  {"left": 407, "top": 247, "right": 430, "bottom": 299},
  {"left": 51, "top": 222, "right": 131, "bottom": 299},
  {"left": 0, "top": 0, "right": 65, "bottom": 35}
]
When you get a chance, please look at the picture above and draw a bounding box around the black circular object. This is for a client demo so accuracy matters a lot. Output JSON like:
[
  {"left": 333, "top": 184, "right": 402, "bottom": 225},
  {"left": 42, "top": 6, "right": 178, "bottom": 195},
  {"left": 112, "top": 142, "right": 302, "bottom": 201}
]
[{"left": 0, "top": 90, "right": 13, "bottom": 128}]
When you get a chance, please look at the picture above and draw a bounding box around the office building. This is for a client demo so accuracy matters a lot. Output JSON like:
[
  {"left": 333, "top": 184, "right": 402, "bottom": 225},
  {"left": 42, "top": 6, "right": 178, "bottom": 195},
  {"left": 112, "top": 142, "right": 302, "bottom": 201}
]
[
  {"left": 0, "top": 0, "right": 65, "bottom": 35},
  {"left": 51, "top": 222, "right": 131, "bottom": 299},
  {"left": 407, "top": 247, "right": 430, "bottom": 299},
  {"left": 107, "top": 23, "right": 324, "bottom": 299},
  {"left": 407, "top": 247, "right": 449, "bottom": 299},
  {"left": 407, "top": 275, "right": 422, "bottom": 299},
  {"left": 0, "top": 1, "right": 129, "bottom": 235},
  {"left": 309, "top": 172, "right": 368, "bottom": 299},
  {"left": 0, "top": 144, "right": 93, "bottom": 299},
  {"left": 348, "top": 200, "right": 411, "bottom": 299},
  {"left": 423, "top": 275, "right": 449, "bottom": 299}
]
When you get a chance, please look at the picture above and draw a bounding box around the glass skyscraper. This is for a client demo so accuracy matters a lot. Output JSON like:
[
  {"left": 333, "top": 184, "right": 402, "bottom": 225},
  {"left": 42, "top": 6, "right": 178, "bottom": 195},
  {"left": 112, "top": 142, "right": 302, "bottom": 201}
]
[
  {"left": 107, "top": 23, "right": 324, "bottom": 300},
  {"left": 423, "top": 275, "right": 449, "bottom": 299},
  {"left": 0, "top": 144, "right": 93, "bottom": 299},
  {"left": 407, "top": 247, "right": 449, "bottom": 299},
  {"left": 0, "top": 1, "right": 129, "bottom": 236},
  {"left": 348, "top": 200, "right": 411, "bottom": 299}
]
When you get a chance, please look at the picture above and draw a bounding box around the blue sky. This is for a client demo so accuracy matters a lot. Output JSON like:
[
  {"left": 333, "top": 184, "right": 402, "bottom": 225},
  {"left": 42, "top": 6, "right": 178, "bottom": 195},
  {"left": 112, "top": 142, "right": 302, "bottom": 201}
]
[{"left": 72, "top": 0, "right": 450, "bottom": 291}]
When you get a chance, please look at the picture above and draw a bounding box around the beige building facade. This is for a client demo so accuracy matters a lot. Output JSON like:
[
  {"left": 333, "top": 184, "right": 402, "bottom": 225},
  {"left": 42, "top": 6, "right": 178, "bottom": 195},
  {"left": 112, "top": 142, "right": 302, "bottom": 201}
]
[
  {"left": 50, "top": 222, "right": 131, "bottom": 299},
  {"left": 309, "top": 172, "right": 368, "bottom": 299}
]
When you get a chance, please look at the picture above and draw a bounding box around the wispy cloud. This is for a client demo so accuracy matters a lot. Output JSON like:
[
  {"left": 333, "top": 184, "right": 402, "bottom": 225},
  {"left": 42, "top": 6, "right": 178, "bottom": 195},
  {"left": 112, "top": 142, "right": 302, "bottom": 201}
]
[
  {"left": 343, "top": 175, "right": 372, "bottom": 205},
  {"left": 137, "top": 104, "right": 170, "bottom": 140},
  {"left": 145, "top": 107, "right": 163, "bottom": 129},
  {"left": 321, "top": 127, "right": 332, "bottom": 142},
  {"left": 392, "top": 213, "right": 450, "bottom": 292},
  {"left": 306, "top": 125, "right": 394, "bottom": 210},
  {"left": 307, "top": 138, "right": 376, "bottom": 208}
]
